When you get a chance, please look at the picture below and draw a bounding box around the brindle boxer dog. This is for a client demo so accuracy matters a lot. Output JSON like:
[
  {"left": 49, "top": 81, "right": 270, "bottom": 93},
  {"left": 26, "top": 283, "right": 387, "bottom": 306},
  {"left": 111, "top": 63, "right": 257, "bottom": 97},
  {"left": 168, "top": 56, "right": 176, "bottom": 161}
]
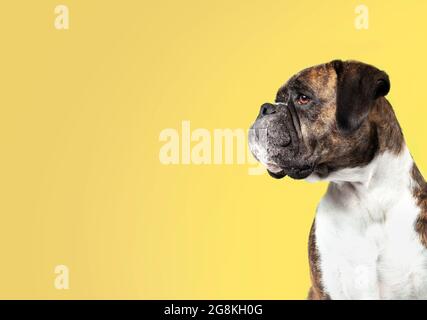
[{"left": 248, "top": 60, "right": 427, "bottom": 300}]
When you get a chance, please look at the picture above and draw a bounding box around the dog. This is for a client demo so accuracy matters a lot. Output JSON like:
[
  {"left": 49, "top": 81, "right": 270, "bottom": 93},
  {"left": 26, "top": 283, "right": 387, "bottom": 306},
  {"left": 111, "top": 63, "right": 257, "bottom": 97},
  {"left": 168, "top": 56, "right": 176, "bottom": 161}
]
[{"left": 248, "top": 60, "right": 427, "bottom": 299}]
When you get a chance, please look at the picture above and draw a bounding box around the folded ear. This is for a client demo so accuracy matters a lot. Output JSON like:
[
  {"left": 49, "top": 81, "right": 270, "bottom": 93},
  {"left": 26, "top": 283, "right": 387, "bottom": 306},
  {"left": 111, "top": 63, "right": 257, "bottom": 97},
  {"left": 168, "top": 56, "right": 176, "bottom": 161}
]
[{"left": 331, "top": 60, "right": 390, "bottom": 133}]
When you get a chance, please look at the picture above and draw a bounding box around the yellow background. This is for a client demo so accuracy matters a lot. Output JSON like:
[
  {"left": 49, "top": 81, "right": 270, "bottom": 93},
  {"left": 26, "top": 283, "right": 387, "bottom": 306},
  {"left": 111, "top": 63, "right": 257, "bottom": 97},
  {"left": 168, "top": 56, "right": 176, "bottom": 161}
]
[{"left": 1, "top": 0, "right": 427, "bottom": 299}]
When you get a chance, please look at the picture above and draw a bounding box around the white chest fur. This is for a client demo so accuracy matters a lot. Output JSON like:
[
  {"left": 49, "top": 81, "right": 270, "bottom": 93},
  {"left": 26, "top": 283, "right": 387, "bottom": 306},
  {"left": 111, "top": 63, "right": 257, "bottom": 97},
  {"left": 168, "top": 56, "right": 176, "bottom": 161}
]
[{"left": 312, "top": 147, "right": 427, "bottom": 299}]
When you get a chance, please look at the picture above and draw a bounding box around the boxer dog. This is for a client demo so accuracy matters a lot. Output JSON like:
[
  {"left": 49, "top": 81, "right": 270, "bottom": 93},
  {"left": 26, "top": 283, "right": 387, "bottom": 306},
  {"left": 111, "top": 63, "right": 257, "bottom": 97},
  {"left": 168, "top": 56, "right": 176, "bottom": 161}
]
[{"left": 248, "top": 60, "right": 427, "bottom": 299}]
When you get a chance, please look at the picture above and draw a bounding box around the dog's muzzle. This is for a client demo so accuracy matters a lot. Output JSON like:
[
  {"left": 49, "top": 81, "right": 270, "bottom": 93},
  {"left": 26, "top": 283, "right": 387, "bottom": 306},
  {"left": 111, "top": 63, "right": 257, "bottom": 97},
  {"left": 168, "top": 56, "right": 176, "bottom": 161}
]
[{"left": 248, "top": 102, "right": 313, "bottom": 179}]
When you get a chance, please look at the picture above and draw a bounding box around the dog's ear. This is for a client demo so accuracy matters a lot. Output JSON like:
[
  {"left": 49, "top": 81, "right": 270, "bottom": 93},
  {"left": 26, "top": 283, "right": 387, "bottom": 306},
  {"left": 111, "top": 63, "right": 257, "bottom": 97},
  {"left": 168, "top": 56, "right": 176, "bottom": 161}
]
[{"left": 331, "top": 60, "right": 390, "bottom": 133}]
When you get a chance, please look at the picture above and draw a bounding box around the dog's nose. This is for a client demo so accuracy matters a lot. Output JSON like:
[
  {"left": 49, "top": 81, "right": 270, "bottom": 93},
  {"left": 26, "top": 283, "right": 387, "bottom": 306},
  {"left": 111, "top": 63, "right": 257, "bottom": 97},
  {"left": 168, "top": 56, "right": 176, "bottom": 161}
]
[{"left": 259, "top": 103, "right": 276, "bottom": 117}]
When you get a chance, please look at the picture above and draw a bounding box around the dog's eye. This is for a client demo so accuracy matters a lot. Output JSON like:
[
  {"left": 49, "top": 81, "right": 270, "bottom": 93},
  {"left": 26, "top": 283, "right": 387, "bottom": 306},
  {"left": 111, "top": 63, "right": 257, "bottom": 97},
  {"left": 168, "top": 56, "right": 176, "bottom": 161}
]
[{"left": 296, "top": 94, "right": 311, "bottom": 105}]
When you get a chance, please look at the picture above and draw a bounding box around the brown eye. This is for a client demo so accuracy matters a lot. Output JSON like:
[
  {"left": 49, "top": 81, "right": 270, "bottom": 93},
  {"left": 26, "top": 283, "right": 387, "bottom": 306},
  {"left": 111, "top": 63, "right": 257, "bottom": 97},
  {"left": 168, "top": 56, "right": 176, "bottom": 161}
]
[{"left": 296, "top": 94, "right": 310, "bottom": 105}]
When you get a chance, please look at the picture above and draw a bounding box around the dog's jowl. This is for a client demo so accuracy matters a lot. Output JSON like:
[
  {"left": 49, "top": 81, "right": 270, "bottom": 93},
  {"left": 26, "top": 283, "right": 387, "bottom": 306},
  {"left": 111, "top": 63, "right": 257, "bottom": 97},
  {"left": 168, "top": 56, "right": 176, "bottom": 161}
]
[{"left": 248, "top": 60, "right": 427, "bottom": 299}]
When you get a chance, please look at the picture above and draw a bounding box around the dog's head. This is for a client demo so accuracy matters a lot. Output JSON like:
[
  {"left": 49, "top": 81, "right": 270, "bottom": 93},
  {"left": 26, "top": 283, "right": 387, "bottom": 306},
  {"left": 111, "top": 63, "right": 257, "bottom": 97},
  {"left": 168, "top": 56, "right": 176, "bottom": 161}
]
[{"left": 248, "top": 60, "right": 391, "bottom": 180}]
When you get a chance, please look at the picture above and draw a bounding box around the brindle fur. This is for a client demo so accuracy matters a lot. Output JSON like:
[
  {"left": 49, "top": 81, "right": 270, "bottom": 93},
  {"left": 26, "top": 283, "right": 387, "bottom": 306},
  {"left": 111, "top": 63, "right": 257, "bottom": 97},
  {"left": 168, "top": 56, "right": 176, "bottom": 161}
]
[
  {"left": 275, "top": 62, "right": 402, "bottom": 179},
  {"left": 411, "top": 164, "right": 427, "bottom": 248},
  {"left": 249, "top": 60, "right": 426, "bottom": 299},
  {"left": 307, "top": 220, "right": 330, "bottom": 300},
  {"left": 295, "top": 62, "right": 406, "bottom": 299}
]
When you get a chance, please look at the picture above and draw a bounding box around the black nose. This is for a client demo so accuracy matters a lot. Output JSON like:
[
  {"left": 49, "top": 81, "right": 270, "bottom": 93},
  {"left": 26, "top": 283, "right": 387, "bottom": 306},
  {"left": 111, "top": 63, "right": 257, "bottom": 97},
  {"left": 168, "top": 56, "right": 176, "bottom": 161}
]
[{"left": 259, "top": 103, "right": 276, "bottom": 117}]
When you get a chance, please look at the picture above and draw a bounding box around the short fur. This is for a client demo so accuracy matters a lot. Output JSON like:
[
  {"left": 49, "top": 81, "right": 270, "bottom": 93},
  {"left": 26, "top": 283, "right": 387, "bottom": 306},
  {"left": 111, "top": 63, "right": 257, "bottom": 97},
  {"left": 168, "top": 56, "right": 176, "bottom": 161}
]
[{"left": 248, "top": 60, "right": 427, "bottom": 300}]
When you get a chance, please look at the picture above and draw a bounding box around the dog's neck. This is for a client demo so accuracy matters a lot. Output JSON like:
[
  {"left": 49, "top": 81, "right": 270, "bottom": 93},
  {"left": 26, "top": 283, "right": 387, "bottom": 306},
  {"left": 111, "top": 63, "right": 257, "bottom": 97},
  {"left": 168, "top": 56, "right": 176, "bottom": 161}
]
[
  {"left": 324, "top": 99, "right": 422, "bottom": 211},
  {"left": 328, "top": 145, "right": 412, "bottom": 189},
  {"left": 322, "top": 146, "right": 416, "bottom": 225}
]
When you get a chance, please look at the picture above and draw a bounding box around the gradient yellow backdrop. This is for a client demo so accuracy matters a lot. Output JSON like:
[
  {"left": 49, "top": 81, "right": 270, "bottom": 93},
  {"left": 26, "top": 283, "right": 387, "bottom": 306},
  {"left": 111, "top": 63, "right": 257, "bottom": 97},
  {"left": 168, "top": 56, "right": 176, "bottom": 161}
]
[{"left": 1, "top": 0, "right": 427, "bottom": 299}]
